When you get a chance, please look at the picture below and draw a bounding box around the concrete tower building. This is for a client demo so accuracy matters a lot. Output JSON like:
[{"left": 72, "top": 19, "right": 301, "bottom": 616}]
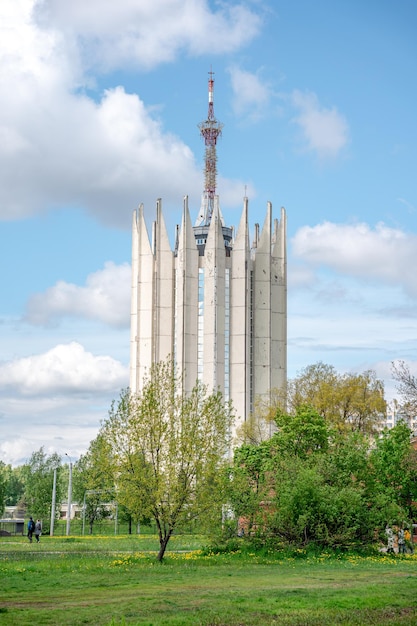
[{"left": 130, "top": 73, "right": 287, "bottom": 435}]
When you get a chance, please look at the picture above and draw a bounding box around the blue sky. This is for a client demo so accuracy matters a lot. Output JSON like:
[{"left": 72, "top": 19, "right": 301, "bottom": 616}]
[{"left": 1, "top": 0, "right": 416, "bottom": 466}]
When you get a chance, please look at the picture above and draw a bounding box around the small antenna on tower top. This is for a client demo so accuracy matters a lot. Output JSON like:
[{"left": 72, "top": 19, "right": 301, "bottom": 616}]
[{"left": 198, "top": 69, "right": 223, "bottom": 225}]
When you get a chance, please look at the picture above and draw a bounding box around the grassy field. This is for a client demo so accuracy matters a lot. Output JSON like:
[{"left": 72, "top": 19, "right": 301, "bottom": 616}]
[{"left": 1, "top": 535, "right": 417, "bottom": 625}]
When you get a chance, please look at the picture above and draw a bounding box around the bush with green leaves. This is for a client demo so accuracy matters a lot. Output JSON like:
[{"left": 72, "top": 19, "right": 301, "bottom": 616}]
[{"left": 226, "top": 406, "right": 417, "bottom": 550}]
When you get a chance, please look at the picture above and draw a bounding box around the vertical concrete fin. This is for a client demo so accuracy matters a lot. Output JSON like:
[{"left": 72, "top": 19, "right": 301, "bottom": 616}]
[
  {"left": 205, "top": 197, "right": 224, "bottom": 255},
  {"left": 258, "top": 201, "right": 272, "bottom": 253},
  {"left": 272, "top": 207, "right": 287, "bottom": 265},
  {"left": 230, "top": 196, "right": 251, "bottom": 435},
  {"left": 204, "top": 197, "right": 226, "bottom": 391},
  {"left": 271, "top": 206, "right": 287, "bottom": 395},
  {"left": 234, "top": 196, "right": 249, "bottom": 251},
  {"left": 215, "top": 194, "right": 225, "bottom": 226},
  {"left": 156, "top": 198, "right": 171, "bottom": 254},
  {"left": 129, "top": 206, "right": 140, "bottom": 393},
  {"left": 179, "top": 195, "right": 196, "bottom": 253},
  {"left": 138, "top": 203, "right": 152, "bottom": 256},
  {"left": 271, "top": 206, "right": 287, "bottom": 290},
  {"left": 252, "top": 201, "right": 273, "bottom": 408},
  {"left": 154, "top": 198, "right": 174, "bottom": 364},
  {"left": 130, "top": 203, "right": 153, "bottom": 394},
  {"left": 176, "top": 195, "right": 198, "bottom": 393},
  {"left": 137, "top": 203, "right": 154, "bottom": 389}
]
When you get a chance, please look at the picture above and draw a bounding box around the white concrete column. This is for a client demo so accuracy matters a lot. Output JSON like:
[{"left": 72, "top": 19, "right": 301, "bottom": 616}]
[
  {"left": 134, "top": 205, "right": 154, "bottom": 392},
  {"left": 271, "top": 207, "right": 287, "bottom": 393},
  {"left": 252, "top": 203, "right": 272, "bottom": 403},
  {"left": 154, "top": 199, "right": 174, "bottom": 364},
  {"left": 230, "top": 197, "right": 251, "bottom": 435},
  {"left": 175, "top": 196, "right": 199, "bottom": 394},
  {"left": 203, "top": 199, "right": 226, "bottom": 394}
]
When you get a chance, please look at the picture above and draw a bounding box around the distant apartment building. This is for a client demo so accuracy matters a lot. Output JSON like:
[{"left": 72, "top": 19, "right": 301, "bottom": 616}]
[{"left": 384, "top": 411, "right": 417, "bottom": 432}]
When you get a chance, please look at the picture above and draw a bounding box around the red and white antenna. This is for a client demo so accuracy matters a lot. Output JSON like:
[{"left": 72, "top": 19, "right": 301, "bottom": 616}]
[{"left": 198, "top": 69, "right": 223, "bottom": 225}]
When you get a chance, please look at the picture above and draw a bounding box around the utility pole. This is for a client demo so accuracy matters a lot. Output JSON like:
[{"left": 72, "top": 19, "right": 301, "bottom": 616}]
[
  {"left": 50, "top": 467, "right": 57, "bottom": 536},
  {"left": 65, "top": 453, "right": 73, "bottom": 536}
]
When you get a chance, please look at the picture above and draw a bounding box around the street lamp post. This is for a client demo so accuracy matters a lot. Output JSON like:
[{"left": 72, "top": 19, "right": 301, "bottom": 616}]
[
  {"left": 65, "top": 454, "right": 73, "bottom": 536},
  {"left": 50, "top": 467, "right": 57, "bottom": 536}
]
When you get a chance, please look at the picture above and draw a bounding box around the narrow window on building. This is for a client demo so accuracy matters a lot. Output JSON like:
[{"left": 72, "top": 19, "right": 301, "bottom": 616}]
[
  {"left": 224, "top": 268, "right": 230, "bottom": 402},
  {"left": 249, "top": 269, "right": 254, "bottom": 414},
  {"left": 173, "top": 268, "right": 178, "bottom": 369},
  {"left": 198, "top": 268, "right": 205, "bottom": 381}
]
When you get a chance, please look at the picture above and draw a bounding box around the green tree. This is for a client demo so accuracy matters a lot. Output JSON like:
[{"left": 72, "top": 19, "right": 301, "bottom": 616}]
[
  {"left": 22, "top": 447, "right": 63, "bottom": 529},
  {"left": 392, "top": 360, "right": 417, "bottom": 418},
  {"left": 3, "top": 464, "right": 25, "bottom": 507},
  {"left": 267, "top": 457, "right": 373, "bottom": 547},
  {"left": 103, "top": 360, "right": 233, "bottom": 561},
  {"left": 228, "top": 407, "right": 408, "bottom": 550},
  {"left": 273, "top": 405, "right": 331, "bottom": 458},
  {"left": 0, "top": 462, "right": 6, "bottom": 515},
  {"left": 287, "top": 362, "right": 339, "bottom": 421},
  {"left": 369, "top": 422, "right": 417, "bottom": 521},
  {"left": 227, "top": 439, "right": 273, "bottom": 535},
  {"left": 338, "top": 371, "right": 386, "bottom": 433},
  {"left": 287, "top": 363, "right": 386, "bottom": 434},
  {"left": 72, "top": 434, "right": 115, "bottom": 534},
  {"left": 322, "top": 430, "right": 370, "bottom": 489},
  {"left": 0, "top": 463, "right": 26, "bottom": 516},
  {"left": 228, "top": 406, "right": 333, "bottom": 541}
]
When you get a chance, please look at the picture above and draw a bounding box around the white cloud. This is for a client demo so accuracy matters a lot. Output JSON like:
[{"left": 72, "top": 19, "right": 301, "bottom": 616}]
[
  {"left": 288, "top": 302, "right": 417, "bottom": 394},
  {"left": 0, "top": 399, "right": 109, "bottom": 465},
  {"left": 291, "top": 221, "right": 417, "bottom": 298},
  {"left": 0, "top": 79, "right": 202, "bottom": 225},
  {"left": 288, "top": 263, "right": 316, "bottom": 289},
  {"left": 228, "top": 65, "right": 273, "bottom": 121},
  {"left": 0, "top": 0, "right": 259, "bottom": 226},
  {"left": 25, "top": 262, "right": 130, "bottom": 327},
  {"left": 0, "top": 429, "right": 98, "bottom": 467},
  {"left": 34, "top": 0, "right": 262, "bottom": 72},
  {"left": 291, "top": 90, "right": 349, "bottom": 158},
  {"left": 0, "top": 342, "right": 128, "bottom": 396},
  {"left": 288, "top": 221, "right": 417, "bottom": 401},
  {"left": 218, "top": 176, "right": 256, "bottom": 208}
]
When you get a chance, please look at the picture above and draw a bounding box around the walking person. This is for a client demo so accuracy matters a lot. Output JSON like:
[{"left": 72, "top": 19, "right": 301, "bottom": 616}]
[
  {"left": 34, "top": 519, "right": 42, "bottom": 543},
  {"left": 27, "top": 516, "right": 35, "bottom": 543}
]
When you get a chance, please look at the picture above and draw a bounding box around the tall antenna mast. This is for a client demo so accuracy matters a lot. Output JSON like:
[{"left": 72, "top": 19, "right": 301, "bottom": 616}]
[{"left": 198, "top": 69, "right": 223, "bottom": 225}]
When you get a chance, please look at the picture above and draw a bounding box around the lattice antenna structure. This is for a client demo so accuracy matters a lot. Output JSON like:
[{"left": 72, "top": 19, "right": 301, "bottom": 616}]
[{"left": 198, "top": 70, "right": 223, "bottom": 225}]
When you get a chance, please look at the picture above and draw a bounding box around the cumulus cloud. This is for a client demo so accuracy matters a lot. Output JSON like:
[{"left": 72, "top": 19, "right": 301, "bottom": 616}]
[
  {"left": 34, "top": 0, "right": 262, "bottom": 72},
  {"left": 228, "top": 65, "right": 273, "bottom": 121},
  {"left": 0, "top": 431, "right": 94, "bottom": 467},
  {"left": 0, "top": 342, "right": 128, "bottom": 396},
  {"left": 291, "top": 221, "right": 417, "bottom": 297},
  {"left": 0, "top": 79, "right": 202, "bottom": 225},
  {"left": 291, "top": 90, "right": 349, "bottom": 158},
  {"left": 25, "top": 262, "right": 130, "bottom": 327},
  {"left": 0, "top": 0, "right": 260, "bottom": 225}
]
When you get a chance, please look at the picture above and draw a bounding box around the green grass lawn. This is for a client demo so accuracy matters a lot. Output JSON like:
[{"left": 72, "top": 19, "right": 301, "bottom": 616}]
[{"left": 1, "top": 535, "right": 417, "bottom": 625}]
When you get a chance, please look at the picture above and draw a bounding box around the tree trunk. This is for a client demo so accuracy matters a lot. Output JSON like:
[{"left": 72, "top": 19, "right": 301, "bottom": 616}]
[{"left": 157, "top": 529, "right": 173, "bottom": 561}]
